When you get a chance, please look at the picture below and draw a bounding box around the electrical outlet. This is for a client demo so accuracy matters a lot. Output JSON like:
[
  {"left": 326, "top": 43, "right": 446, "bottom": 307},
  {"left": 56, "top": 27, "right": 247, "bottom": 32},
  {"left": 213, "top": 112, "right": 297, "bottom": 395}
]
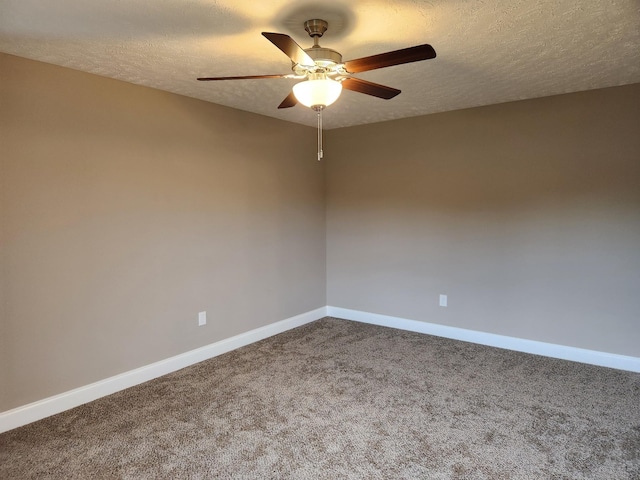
[
  {"left": 198, "top": 311, "right": 207, "bottom": 326},
  {"left": 439, "top": 294, "right": 448, "bottom": 307}
]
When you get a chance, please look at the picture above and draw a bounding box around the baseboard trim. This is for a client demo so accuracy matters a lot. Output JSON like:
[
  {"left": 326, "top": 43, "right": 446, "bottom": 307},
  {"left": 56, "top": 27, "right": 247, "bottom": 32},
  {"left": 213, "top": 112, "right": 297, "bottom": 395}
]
[
  {"left": 327, "top": 306, "right": 640, "bottom": 373},
  {"left": 4, "top": 305, "right": 637, "bottom": 433},
  {"left": 0, "top": 307, "right": 327, "bottom": 433}
]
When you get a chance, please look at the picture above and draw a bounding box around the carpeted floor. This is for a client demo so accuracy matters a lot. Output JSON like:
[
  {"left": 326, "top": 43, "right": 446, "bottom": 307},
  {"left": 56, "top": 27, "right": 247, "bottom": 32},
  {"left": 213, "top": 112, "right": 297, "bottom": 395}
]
[{"left": 1, "top": 317, "right": 639, "bottom": 479}]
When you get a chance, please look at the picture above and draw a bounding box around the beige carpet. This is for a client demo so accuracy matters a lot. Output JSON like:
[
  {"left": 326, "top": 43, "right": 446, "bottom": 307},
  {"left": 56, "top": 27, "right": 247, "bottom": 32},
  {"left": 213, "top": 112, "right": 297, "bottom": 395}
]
[{"left": 1, "top": 317, "right": 639, "bottom": 479}]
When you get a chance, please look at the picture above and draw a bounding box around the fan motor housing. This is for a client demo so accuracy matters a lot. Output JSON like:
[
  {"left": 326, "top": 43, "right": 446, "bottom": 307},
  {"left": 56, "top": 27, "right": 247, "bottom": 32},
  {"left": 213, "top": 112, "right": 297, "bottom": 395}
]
[{"left": 305, "top": 47, "right": 342, "bottom": 68}]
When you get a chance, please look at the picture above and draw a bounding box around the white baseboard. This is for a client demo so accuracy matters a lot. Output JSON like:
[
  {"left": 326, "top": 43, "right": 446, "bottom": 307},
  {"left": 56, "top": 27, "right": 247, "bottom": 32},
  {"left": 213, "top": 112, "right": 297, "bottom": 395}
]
[
  {"left": 4, "top": 305, "right": 638, "bottom": 433},
  {"left": 0, "top": 307, "right": 327, "bottom": 434},
  {"left": 327, "top": 306, "right": 640, "bottom": 373}
]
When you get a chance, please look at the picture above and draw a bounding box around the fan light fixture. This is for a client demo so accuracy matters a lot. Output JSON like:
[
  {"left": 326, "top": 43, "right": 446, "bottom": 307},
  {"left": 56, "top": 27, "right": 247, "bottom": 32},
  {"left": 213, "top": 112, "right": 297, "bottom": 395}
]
[
  {"left": 197, "top": 17, "right": 437, "bottom": 161},
  {"left": 292, "top": 73, "right": 342, "bottom": 160},
  {"left": 292, "top": 74, "right": 342, "bottom": 110}
]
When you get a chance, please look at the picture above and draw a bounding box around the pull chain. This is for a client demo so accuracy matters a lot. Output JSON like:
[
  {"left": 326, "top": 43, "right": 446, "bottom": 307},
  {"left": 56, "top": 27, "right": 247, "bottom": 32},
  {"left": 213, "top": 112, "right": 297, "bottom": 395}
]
[{"left": 316, "top": 108, "right": 323, "bottom": 161}]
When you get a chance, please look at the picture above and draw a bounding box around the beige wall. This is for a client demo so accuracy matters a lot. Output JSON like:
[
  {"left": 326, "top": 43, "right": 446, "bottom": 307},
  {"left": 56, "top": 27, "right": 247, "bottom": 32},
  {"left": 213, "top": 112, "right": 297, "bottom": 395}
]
[
  {"left": 0, "top": 53, "right": 326, "bottom": 411},
  {"left": 2, "top": 50, "right": 639, "bottom": 414},
  {"left": 327, "top": 84, "right": 640, "bottom": 357}
]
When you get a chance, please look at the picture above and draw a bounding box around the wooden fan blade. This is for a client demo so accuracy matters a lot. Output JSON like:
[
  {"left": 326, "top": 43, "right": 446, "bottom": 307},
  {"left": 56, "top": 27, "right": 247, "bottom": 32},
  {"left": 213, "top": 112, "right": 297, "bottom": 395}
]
[
  {"left": 278, "top": 91, "right": 298, "bottom": 109},
  {"left": 344, "top": 44, "right": 436, "bottom": 73},
  {"left": 341, "top": 78, "right": 401, "bottom": 99},
  {"left": 197, "top": 74, "right": 292, "bottom": 81},
  {"left": 262, "top": 32, "right": 315, "bottom": 66}
]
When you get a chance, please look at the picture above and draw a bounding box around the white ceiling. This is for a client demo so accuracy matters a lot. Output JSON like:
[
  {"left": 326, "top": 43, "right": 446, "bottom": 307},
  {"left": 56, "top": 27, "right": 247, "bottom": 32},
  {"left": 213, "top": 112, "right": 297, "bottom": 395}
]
[{"left": 1, "top": 0, "right": 639, "bottom": 129}]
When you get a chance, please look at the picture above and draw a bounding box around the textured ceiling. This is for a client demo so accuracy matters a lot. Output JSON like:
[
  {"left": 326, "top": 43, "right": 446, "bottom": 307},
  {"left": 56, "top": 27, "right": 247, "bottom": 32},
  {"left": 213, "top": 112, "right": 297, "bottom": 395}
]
[{"left": 1, "top": 0, "right": 639, "bottom": 129}]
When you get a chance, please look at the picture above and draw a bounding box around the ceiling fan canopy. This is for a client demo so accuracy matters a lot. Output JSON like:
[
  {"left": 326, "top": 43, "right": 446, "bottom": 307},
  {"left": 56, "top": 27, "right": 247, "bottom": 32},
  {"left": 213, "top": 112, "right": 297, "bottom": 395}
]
[{"left": 197, "top": 18, "right": 436, "bottom": 110}]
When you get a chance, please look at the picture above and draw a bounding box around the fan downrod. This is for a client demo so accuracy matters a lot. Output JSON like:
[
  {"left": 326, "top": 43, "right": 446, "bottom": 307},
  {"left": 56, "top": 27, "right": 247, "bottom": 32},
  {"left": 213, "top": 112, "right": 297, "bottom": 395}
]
[{"left": 299, "top": 19, "right": 342, "bottom": 68}]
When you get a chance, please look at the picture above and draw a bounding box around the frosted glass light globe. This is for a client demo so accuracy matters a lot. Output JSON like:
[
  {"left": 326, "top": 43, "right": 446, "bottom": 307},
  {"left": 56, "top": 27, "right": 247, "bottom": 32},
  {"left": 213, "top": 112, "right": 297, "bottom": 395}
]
[{"left": 293, "top": 77, "right": 342, "bottom": 109}]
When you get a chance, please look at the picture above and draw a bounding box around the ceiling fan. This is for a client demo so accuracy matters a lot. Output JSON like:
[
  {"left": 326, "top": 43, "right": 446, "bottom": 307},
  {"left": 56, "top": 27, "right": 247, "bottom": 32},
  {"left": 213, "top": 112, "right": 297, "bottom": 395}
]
[{"left": 198, "top": 19, "right": 436, "bottom": 159}]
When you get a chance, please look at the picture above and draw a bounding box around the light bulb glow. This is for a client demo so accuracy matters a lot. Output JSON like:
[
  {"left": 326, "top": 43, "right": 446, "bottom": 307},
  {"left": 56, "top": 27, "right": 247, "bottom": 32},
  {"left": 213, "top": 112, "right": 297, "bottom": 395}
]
[{"left": 293, "top": 77, "right": 342, "bottom": 109}]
